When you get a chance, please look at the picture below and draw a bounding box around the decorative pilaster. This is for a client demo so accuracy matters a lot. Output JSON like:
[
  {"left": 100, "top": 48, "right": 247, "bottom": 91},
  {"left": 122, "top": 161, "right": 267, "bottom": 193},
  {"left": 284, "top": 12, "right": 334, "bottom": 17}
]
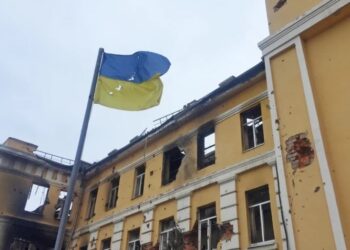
[
  {"left": 140, "top": 208, "right": 154, "bottom": 245},
  {"left": 111, "top": 219, "right": 124, "bottom": 250},
  {"left": 219, "top": 177, "right": 239, "bottom": 250},
  {"left": 176, "top": 193, "right": 191, "bottom": 232},
  {"left": 87, "top": 230, "right": 98, "bottom": 250}
]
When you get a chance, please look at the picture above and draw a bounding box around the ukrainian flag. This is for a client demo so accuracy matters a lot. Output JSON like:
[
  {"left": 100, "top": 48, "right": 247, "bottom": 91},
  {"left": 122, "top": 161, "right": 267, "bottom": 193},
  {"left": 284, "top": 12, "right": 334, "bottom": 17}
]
[{"left": 94, "top": 51, "right": 171, "bottom": 111}]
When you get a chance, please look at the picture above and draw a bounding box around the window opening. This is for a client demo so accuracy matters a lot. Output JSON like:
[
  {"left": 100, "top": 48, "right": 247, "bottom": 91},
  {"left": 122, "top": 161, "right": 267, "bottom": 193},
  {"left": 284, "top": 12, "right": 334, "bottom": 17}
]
[
  {"left": 101, "top": 237, "right": 111, "bottom": 250},
  {"left": 160, "top": 218, "right": 176, "bottom": 250},
  {"left": 246, "top": 185, "right": 274, "bottom": 244},
  {"left": 128, "top": 228, "right": 141, "bottom": 250},
  {"left": 107, "top": 177, "right": 119, "bottom": 209},
  {"left": 87, "top": 187, "right": 98, "bottom": 219},
  {"left": 197, "top": 124, "right": 215, "bottom": 169},
  {"left": 80, "top": 245, "right": 88, "bottom": 250},
  {"left": 133, "top": 165, "right": 145, "bottom": 198},
  {"left": 24, "top": 183, "right": 49, "bottom": 214},
  {"left": 55, "top": 190, "right": 73, "bottom": 220},
  {"left": 241, "top": 105, "right": 264, "bottom": 150},
  {"left": 198, "top": 204, "right": 219, "bottom": 250},
  {"left": 162, "top": 147, "right": 185, "bottom": 185}
]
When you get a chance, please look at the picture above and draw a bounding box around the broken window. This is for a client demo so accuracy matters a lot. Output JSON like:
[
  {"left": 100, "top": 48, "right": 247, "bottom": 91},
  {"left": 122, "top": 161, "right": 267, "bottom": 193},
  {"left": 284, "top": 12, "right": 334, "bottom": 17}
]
[
  {"left": 24, "top": 183, "right": 49, "bottom": 214},
  {"left": 106, "top": 177, "right": 119, "bottom": 209},
  {"left": 160, "top": 218, "right": 176, "bottom": 250},
  {"left": 79, "top": 245, "right": 88, "bottom": 250},
  {"left": 162, "top": 147, "right": 185, "bottom": 185},
  {"left": 128, "top": 228, "right": 141, "bottom": 250},
  {"left": 197, "top": 123, "right": 216, "bottom": 169},
  {"left": 101, "top": 237, "right": 111, "bottom": 250},
  {"left": 133, "top": 165, "right": 145, "bottom": 198},
  {"left": 246, "top": 185, "right": 274, "bottom": 245},
  {"left": 54, "top": 190, "right": 73, "bottom": 220},
  {"left": 86, "top": 187, "right": 98, "bottom": 219},
  {"left": 198, "top": 204, "right": 219, "bottom": 250},
  {"left": 241, "top": 105, "right": 264, "bottom": 150}
]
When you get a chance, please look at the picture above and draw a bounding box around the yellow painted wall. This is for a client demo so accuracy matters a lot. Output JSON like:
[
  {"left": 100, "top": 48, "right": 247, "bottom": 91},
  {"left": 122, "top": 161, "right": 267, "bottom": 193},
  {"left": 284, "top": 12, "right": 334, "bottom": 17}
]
[
  {"left": 236, "top": 164, "right": 282, "bottom": 249},
  {"left": 270, "top": 47, "right": 335, "bottom": 249},
  {"left": 265, "top": 0, "right": 323, "bottom": 33},
  {"left": 121, "top": 212, "right": 144, "bottom": 250},
  {"left": 304, "top": 16, "right": 350, "bottom": 246},
  {"left": 152, "top": 199, "right": 177, "bottom": 245}
]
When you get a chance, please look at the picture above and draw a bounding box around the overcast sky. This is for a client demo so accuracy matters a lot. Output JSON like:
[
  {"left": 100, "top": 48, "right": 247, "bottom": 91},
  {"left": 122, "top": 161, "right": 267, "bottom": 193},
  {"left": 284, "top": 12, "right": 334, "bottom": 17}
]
[{"left": 0, "top": 0, "right": 269, "bottom": 163}]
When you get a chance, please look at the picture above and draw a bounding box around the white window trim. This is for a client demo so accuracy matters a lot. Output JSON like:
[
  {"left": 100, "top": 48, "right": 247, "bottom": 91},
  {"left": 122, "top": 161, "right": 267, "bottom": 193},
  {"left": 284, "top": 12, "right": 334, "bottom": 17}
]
[
  {"left": 160, "top": 225, "right": 176, "bottom": 250},
  {"left": 133, "top": 171, "right": 145, "bottom": 197},
  {"left": 242, "top": 113, "right": 263, "bottom": 150},
  {"left": 198, "top": 214, "right": 217, "bottom": 249},
  {"left": 248, "top": 200, "right": 273, "bottom": 245},
  {"left": 128, "top": 239, "right": 140, "bottom": 250}
]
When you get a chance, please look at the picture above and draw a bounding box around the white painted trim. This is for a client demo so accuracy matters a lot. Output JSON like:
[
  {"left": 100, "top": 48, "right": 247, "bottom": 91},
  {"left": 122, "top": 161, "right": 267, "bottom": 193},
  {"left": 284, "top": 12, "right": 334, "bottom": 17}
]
[
  {"left": 73, "top": 151, "right": 275, "bottom": 237},
  {"left": 259, "top": 0, "right": 349, "bottom": 55},
  {"left": 294, "top": 37, "right": 346, "bottom": 249},
  {"left": 264, "top": 55, "right": 296, "bottom": 250}
]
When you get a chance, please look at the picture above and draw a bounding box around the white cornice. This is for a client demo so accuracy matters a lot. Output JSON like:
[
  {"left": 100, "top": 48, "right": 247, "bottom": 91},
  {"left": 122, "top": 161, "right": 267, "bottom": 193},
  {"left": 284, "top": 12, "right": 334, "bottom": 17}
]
[{"left": 259, "top": 0, "right": 349, "bottom": 55}]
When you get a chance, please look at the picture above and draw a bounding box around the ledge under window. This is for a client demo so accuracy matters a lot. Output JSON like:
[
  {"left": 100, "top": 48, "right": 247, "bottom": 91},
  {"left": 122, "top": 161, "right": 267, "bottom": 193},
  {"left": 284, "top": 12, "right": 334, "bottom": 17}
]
[{"left": 248, "top": 241, "right": 277, "bottom": 250}]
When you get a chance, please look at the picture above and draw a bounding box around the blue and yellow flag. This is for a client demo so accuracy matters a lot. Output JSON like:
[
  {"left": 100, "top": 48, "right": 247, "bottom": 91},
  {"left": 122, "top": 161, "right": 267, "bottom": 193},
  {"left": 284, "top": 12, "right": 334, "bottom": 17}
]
[{"left": 94, "top": 51, "right": 171, "bottom": 111}]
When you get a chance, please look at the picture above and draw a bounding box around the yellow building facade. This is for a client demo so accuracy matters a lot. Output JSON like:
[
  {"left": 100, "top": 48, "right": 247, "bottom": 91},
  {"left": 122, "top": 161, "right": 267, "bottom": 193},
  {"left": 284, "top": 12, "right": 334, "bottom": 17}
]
[
  {"left": 2, "top": 1, "right": 349, "bottom": 249},
  {"left": 70, "top": 1, "right": 350, "bottom": 249}
]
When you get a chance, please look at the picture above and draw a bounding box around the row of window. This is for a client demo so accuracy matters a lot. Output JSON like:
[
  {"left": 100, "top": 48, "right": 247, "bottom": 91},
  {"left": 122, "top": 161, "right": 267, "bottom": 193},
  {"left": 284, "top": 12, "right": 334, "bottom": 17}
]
[
  {"left": 83, "top": 185, "right": 274, "bottom": 250},
  {"left": 86, "top": 104, "right": 264, "bottom": 218}
]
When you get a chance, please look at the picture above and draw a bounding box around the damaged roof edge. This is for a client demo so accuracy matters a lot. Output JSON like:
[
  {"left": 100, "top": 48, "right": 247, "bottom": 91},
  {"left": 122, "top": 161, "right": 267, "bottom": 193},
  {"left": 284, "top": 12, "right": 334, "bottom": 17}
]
[{"left": 86, "top": 61, "right": 265, "bottom": 174}]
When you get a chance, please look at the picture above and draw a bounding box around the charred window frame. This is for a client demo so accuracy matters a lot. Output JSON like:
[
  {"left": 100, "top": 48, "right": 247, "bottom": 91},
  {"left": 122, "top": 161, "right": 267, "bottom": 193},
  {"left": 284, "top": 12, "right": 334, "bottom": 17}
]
[
  {"left": 133, "top": 165, "right": 145, "bottom": 198},
  {"left": 101, "top": 237, "right": 111, "bottom": 250},
  {"left": 55, "top": 190, "right": 73, "bottom": 220},
  {"left": 241, "top": 104, "right": 264, "bottom": 150},
  {"left": 246, "top": 185, "right": 275, "bottom": 245},
  {"left": 106, "top": 177, "right": 120, "bottom": 209},
  {"left": 162, "top": 147, "right": 185, "bottom": 185},
  {"left": 197, "top": 123, "right": 216, "bottom": 169},
  {"left": 128, "top": 228, "right": 141, "bottom": 250},
  {"left": 86, "top": 187, "right": 98, "bottom": 219},
  {"left": 198, "top": 204, "right": 219, "bottom": 250},
  {"left": 160, "top": 217, "right": 176, "bottom": 250},
  {"left": 24, "top": 183, "right": 49, "bottom": 215}
]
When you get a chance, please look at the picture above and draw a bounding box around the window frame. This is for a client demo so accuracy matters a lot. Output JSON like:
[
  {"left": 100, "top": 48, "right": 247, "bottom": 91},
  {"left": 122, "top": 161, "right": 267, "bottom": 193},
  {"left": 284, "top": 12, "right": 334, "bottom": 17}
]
[
  {"left": 133, "top": 165, "right": 145, "bottom": 198},
  {"left": 198, "top": 204, "right": 217, "bottom": 250},
  {"left": 24, "top": 183, "right": 49, "bottom": 215},
  {"left": 162, "top": 146, "right": 185, "bottom": 186},
  {"left": 86, "top": 187, "right": 98, "bottom": 219},
  {"left": 246, "top": 185, "right": 275, "bottom": 246},
  {"left": 127, "top": 228, "right": 141, "bottom": 250},
  {"left": 240, "top": 104, "right": 264, "bottom": 151},
  {"left": 159, "top": 217, "right": 176, "bottom": 250},
  {"left": 106, "top": 177, "right": 120, "bottom": 210},
  {"left": 197, "top": 122, "right": 216, "bottom": 169},
  {"left": 101, "top": 237, "right": 111, "bottom": 250}
]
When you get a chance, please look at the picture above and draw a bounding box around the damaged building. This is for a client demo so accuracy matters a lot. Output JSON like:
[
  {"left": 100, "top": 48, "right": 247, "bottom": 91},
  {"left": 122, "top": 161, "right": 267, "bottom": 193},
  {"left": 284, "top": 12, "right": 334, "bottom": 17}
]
[
  {"left": 3, "top": 0, "right": 350, "bottom": 249},
  {"left": 0, "top": 138, "right": 88, "bottom": 249}
]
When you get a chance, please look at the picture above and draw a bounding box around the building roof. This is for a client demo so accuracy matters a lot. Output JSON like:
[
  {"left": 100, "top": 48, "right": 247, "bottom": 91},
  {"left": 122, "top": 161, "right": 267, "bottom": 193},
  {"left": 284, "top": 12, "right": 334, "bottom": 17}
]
[{"left": 86, "top": 61, "right": 265, "bottom": 174}]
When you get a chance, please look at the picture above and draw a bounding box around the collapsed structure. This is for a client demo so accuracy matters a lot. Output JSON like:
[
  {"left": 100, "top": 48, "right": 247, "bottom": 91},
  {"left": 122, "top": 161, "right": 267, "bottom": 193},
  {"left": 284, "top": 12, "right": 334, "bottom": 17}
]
[{"left": 1, "top": 0, "right": 350, "bottom": 249}]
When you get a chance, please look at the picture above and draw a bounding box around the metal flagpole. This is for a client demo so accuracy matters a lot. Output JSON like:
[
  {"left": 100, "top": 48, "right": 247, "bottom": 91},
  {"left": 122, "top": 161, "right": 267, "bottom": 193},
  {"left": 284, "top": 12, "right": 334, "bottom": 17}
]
[{"left": 54, "top": 48, "right": 104, "bottom": 250}]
